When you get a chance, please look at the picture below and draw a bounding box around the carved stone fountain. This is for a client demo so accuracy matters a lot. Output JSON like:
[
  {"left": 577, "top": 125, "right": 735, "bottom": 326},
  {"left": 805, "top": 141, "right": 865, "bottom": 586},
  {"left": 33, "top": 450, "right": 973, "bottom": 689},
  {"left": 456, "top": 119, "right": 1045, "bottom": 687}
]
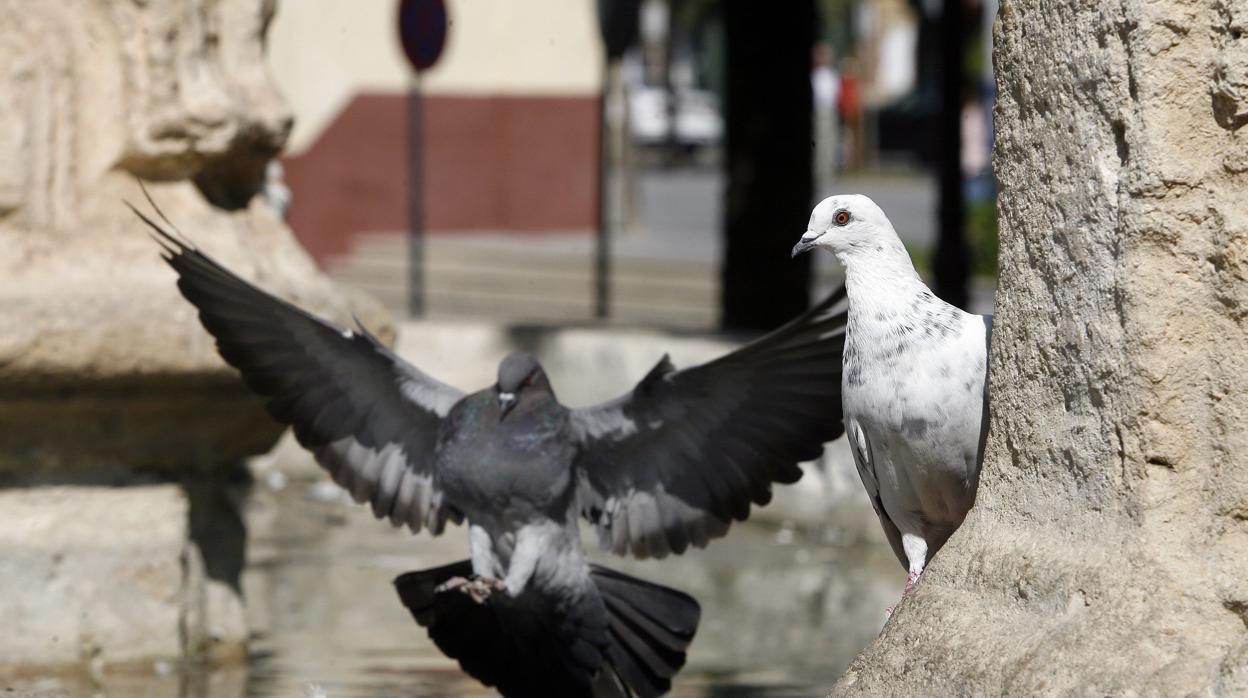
[{"left": 0, "top": 0, "right": 391, "bottom": 674}]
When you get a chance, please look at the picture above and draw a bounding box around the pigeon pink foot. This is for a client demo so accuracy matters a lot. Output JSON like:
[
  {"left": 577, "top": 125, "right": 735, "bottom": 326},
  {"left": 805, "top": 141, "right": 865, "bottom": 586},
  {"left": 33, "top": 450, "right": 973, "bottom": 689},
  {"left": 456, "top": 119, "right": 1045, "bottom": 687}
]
[{"left": 885, "top": 569, "right": 923, "bottom": 619}]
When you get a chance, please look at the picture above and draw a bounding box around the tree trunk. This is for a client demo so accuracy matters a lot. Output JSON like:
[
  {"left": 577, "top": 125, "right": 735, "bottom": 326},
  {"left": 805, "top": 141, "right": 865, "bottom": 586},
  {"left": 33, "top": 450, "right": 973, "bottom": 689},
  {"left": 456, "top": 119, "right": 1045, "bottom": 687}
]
[
  {"left": 834, "top": 1, "right": 1248, "bottom": 693},
  {"left": 721, "top": 0, "right": 813, "bottom": 331}
]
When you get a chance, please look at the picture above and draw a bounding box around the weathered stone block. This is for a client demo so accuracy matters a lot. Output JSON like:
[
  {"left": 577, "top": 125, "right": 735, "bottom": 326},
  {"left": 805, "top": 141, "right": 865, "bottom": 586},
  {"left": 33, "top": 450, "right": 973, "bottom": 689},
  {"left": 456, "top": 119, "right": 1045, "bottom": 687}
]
[
  {"left": 0, "top": 0, "right": 392, "bottom": 681},
  {"left": 0, "top": 486, "right": 215, "bottom": 671}
]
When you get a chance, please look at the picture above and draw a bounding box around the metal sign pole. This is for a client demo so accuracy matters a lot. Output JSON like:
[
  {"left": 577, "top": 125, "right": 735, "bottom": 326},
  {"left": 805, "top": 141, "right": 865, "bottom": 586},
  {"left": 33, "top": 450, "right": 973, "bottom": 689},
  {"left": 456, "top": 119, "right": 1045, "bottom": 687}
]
[
  {"left": 595, "top": 58, "right": 612, "bottom": 320},
  {"left": 408, "top": 74, "right": 425, "bottom": 317},
  {"left": 595, "top": 0, "right": 640, "bottom": 321},
  {"left": 397, "top": 0, "right": 446, "bottom": 318}
]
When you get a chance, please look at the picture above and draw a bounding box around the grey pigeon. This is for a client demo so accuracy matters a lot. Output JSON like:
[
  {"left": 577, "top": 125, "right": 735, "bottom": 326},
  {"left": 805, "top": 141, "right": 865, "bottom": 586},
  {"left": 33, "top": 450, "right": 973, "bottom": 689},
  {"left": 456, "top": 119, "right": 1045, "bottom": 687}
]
[
  {"left": 134, "top": 204, "right": 849, "bottom": 697},
  {"left": 792, "top": 194, "right": 991, "bottom": 607}
]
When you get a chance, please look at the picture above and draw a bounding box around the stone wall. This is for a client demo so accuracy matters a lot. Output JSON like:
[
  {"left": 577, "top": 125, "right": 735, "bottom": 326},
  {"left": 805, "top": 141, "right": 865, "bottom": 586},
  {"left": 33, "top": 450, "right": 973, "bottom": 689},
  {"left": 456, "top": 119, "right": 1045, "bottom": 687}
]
[
  {"left": 833, "top": 1, "right": 1248, "bottom": 694},
  {"left": 0, "top": 0, "right": 390, "bottom": 675},
  {"left": 0, "top": 487, "right": 193, "bottom": 670}
]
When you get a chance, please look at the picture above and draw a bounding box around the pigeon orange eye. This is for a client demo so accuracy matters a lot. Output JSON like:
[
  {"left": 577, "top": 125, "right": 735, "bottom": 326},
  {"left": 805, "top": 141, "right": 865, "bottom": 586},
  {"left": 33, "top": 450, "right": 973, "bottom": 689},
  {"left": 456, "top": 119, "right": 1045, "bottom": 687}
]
[
  {"left": 834, "top": 210, "right": 850, "bottom": 226},
  {"left": 522, "top": 376, "right": 533, "bottom": 387}
]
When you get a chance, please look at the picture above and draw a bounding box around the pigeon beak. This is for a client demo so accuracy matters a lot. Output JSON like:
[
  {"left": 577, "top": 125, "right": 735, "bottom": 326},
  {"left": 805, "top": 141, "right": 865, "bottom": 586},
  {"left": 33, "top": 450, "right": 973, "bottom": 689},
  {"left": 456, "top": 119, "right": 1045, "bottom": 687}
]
[
  {"left": 498, "top": 391, "right": 517, "bottom": 421},
  {"left": 791, "top": 231, "right": 821, "bottom": 258}
]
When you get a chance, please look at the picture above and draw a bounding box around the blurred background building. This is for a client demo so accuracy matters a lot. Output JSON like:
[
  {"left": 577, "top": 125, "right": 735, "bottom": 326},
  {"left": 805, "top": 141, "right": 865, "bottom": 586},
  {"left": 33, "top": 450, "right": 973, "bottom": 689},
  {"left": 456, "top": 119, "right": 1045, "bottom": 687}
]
[{"left": 267, "top": 0, "right": 999, "bottom": 330}]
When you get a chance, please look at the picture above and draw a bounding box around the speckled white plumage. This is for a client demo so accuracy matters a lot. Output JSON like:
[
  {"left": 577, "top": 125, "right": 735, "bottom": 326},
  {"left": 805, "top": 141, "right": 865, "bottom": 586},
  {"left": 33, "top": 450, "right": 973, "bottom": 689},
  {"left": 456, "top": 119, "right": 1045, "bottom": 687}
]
[{"left": 794, "top": 194, "right": 991, "bottom": 601}]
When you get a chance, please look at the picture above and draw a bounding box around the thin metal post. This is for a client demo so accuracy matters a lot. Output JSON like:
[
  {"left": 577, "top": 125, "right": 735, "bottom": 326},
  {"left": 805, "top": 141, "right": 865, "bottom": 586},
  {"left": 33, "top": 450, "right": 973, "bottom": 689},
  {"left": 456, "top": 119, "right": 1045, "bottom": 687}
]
[
  {"left": 407, "top": 76, "right": 426, "bottom": 317},
  {"left": 595, "top": 60, "right": 613, "bottom": 320}
]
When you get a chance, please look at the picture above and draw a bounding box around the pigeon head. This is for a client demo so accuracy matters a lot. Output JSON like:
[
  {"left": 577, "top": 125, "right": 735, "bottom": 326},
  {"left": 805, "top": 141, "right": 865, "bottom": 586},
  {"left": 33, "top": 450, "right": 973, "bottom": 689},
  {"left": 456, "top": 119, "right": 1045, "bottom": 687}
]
[
  {"left": 495, "top": 352, "right": 550, "bottom": 420},
  {"left": 791, "top": 194, "right": 900, "bottom": 260}
]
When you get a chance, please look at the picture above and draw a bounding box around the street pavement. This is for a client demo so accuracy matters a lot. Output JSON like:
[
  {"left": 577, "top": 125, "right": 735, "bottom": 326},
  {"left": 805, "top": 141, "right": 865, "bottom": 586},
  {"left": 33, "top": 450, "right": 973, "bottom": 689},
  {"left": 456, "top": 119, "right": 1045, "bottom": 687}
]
[
  {"left": 326, "top": 165, "right": 994, "bottom": 325},
  {"left": 614, "top": 165, "right": 938, "bottom": 260}
]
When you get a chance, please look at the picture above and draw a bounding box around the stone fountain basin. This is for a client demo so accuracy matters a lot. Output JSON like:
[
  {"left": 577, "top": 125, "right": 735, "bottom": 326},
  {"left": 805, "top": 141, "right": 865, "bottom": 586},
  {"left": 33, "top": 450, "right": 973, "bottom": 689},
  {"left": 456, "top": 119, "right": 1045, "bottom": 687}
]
[{"left": 2, "top": 319, "right": 901, "bottom": 696}]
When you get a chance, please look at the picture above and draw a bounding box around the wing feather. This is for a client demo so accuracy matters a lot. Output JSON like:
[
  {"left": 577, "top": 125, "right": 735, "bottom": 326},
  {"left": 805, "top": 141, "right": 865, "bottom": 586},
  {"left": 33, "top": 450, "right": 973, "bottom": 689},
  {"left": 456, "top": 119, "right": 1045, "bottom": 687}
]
[
  {"left": 847, "top": 419, "right": 905, "bottom": 568},
  {"left": 570, "top": 287, "right": 848, "bottom": 559},
  {"left": 134, "top": 203, "right": 464, "bottom": 535}
]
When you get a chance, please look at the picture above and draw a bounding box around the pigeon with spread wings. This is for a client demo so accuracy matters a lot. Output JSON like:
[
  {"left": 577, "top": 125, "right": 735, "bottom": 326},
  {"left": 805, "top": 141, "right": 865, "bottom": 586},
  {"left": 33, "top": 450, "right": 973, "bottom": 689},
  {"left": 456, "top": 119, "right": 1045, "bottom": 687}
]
[{"left": 136, "top": 202, "right": 847, "bottom": 697}]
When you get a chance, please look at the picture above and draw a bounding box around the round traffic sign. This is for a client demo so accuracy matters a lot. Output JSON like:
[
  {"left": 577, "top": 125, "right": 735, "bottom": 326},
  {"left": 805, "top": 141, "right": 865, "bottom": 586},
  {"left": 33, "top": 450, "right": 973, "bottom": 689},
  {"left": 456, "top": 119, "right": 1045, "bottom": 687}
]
[{"left": 398, "top": 0, "right": 448, "bottom": 72}]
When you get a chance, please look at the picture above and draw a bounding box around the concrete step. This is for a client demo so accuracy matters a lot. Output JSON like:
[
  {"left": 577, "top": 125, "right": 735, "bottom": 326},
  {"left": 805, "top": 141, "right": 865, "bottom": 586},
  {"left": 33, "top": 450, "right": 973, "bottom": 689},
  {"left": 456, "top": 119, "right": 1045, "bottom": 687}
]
[
  {"left": 337, "top": 254, "right": 718, "bottom": 293},
  {"left": 349, "top": 233, "right": 717, "bottom": 280},
  {"left": 350, "top": 284, "right": 713, "bottom": 328},
  {"left": 327, "top": 231, "right": 720, "bottom": 328},
  {"left": 331, "top": 263, "right": 716, "bottom": 309}
]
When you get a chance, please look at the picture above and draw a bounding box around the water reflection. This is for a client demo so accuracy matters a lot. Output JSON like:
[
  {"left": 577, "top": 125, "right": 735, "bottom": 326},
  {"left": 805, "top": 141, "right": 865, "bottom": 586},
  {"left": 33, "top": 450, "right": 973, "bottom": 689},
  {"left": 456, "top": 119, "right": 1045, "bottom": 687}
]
[
  {"left": 7, "top": 477, "right": 898, "bottom": 697},
  {"left": 241, "top": 482, "right": 899, "bottom": 697}
]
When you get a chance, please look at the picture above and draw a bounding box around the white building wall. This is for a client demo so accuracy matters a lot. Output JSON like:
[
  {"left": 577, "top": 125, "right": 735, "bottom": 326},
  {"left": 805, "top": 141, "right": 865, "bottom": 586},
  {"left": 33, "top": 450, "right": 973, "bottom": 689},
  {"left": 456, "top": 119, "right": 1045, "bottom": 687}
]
[{"left": 268, "top": 0, "right": 602, "bottom": 155}]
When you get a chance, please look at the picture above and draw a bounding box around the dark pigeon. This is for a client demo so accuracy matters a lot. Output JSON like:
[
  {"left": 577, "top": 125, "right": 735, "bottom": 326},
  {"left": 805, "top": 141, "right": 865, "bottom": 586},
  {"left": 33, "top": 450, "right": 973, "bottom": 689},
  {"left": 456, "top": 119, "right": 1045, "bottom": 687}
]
[{"left": 134, "top": 202, "right": 847, "bottom": 697}]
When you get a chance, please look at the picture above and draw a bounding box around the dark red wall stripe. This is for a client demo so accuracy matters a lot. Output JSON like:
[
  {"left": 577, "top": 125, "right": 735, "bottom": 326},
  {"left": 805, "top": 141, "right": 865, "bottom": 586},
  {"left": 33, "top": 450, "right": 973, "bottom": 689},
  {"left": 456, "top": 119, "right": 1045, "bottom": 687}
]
[{"left": 282, "top": 93, "right": 598, "bottom": 265}]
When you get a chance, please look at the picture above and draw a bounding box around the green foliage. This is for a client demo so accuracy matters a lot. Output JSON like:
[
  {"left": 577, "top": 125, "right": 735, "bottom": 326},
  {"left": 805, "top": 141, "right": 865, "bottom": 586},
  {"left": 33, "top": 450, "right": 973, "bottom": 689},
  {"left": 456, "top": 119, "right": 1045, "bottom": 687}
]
[
  {"left": 816, "top": 0, "right": 858, "bottom": 58},
  {"left": 903, "top": 241, "right": 933, "bottom": 278},
  {"left": 902, "top": 198, "right": 999, "bottom": 281},
  {"left": 966, "top": 199, "right": 999, "bottom": 277}
]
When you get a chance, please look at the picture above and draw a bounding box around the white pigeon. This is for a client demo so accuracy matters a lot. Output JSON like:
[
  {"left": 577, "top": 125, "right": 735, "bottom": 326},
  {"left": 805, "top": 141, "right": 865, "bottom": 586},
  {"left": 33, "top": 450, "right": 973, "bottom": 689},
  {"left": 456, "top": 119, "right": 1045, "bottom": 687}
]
[{"left": 792, "top": 194, "right": 991, "bottom": 608}]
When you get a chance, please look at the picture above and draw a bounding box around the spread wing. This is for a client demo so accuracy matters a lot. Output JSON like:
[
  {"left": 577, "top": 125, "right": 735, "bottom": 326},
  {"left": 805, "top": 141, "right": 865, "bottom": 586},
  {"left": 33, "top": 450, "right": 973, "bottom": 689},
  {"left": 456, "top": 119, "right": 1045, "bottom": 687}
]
[
  {"left": 570, "top": 288, "right": 848, "bottom": 559},
  {"left": 134, "top": 204, "right": 465, "bottom": 535}
]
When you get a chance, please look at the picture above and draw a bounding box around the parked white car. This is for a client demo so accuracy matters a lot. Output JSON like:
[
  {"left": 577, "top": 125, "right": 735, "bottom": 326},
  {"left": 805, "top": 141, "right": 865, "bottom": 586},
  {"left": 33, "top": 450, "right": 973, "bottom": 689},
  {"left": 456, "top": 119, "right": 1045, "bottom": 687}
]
[{"left": 629, "top": 85, "right": 724, "bottom": 148}]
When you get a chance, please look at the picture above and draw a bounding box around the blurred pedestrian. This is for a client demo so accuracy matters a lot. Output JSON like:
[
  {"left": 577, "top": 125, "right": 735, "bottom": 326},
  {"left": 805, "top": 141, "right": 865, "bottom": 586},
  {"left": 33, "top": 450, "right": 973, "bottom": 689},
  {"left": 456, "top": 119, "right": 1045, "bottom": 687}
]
[
  {"left": 838, "top": 56, "right": 863, "bottom": 171},
  {"left": 812, "top": 42, "right": 841, "bottom": 195},
  {"left": 961, "top": 85, "right": 993, "bottom": 203}
]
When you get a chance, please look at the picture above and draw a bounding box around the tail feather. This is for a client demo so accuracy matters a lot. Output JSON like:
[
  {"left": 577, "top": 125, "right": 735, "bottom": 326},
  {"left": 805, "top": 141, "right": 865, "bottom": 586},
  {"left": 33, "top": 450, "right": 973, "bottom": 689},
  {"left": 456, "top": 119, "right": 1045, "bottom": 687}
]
[
  {"left": 395, "top": 560, "right": 606, "bottom": 698},
  {"left": 603, "top": 595, "right": 687, "bottom": 676},
  {"left": 591, "top": 565, "right": 701, "bottom": 698},
  {"left": 394, "top": 562, "right": 700, "bottom": 698},
  {"left": 591, "top": 565, "right": 700, "bottom": 641},
  {"left": 393, "top": 559, "right": 470, "bottom": 625},
  {"left": 395, "top": 560, "right": 521, "bottom": 689}
]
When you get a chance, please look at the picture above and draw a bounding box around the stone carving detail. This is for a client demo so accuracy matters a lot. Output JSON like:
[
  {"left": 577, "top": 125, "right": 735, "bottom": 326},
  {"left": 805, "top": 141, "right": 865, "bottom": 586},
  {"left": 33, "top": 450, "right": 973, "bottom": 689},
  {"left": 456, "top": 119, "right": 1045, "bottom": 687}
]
[
  {"left": 1213, "top": 1, "right": 1248, "bottom": 131},
  {"left": 0, "top": 0, "right": 293, "bottom": 226},
  {"left": 0, "top": 0, "right": 390, "bottom": 673}
]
